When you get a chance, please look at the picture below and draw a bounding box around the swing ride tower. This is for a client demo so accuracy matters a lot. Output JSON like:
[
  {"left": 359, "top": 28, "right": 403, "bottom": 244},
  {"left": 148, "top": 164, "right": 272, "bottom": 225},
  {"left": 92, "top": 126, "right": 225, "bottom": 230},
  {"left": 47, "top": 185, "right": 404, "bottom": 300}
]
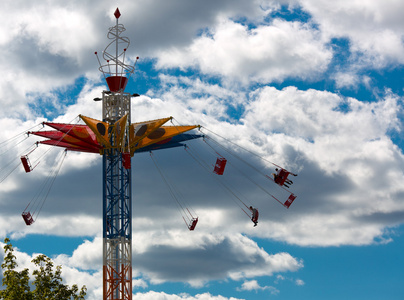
[
  {"left": 22, "top": 10, "right": 200, "bottom": 298},
  {"left": 97, "top": 9, "right": 133, "bottom": 300},
  {"left": 13, "top": 8, "right": 298, "bottom": 300}
]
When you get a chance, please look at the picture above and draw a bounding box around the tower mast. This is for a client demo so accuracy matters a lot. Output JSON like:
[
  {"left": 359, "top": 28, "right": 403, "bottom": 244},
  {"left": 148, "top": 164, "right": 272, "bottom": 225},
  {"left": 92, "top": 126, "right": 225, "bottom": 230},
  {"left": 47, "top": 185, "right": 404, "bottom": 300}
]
[{"left": 96, "top": 8, "right": 136, "bottom": 300}]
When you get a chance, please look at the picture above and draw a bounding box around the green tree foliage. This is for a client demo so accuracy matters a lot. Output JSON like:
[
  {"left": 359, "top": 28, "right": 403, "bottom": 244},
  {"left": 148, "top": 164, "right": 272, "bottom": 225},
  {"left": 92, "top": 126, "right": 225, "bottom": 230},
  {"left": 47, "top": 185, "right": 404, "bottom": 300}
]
[{"left": 0, "top": 238, "right": 86, "bottom": 300}]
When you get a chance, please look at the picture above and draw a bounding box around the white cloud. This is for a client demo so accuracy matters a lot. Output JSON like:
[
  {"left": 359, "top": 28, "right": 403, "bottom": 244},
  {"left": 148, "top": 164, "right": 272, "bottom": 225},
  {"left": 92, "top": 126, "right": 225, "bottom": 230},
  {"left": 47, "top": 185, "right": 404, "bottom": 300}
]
[
  {"left": 237, "top": 280, "right": 280, "bottom": 295},
  {"left": 2, "top": 0, "right": 403, "bottom": 120},
  {"left": 0, "top": 1, "right": 104, "bottom": 118},
  {"left": 295, "top": 278, "right": 305, "bottom": 286},
  {"left": 132, "top": 291, "right": 244, "bottom": 300},
  {"left": 154, "top": 18, "right": 332, "bottom": 85},
  {"left": 298, "top": 0, "right": 404, "bottom": 67},
  {"left": 273, "top": 274, "right": 305, "bottom": 286},
  {"left": 332, "top": 72, "right": 360, "bottom": 89},
  {"left": 0, "top": 0, "right": 274, "bottom": 117},
  {"left": 140, "top": 74, "right": 246, "bottom": 128},
  {"left": 60, "top": 237, "right": 103, "bottom": 270},
  {"left": 133, "top": 278, "right": 148, "bottom": 289},
  {"left": 239, "top": 86, "right": 404, "bottom": 246},
  {"left": 30, "top": 232, "right": 302, "bottom": 288},
  {"left": 125, "top": 81, "right": 404, "bottom": 248},
  {"left": 132, "top": 232, "right": 302, "bottom": 287},
  {"left": 243, "top": 86, "right": 401, "bottom": 171},
  {"left": 3, "top": 80, "right": 404, "bottom": 250},
  {"left": 1, "top": 237, "right": 297, "bottom": 299}
]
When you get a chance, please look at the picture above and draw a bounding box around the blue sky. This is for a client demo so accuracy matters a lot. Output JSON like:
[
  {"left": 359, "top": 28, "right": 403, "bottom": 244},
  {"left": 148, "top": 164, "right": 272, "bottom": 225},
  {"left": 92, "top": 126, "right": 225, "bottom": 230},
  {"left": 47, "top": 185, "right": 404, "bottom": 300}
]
[{"left": 1, "top": 1, "right": 404, "bottom": 299}]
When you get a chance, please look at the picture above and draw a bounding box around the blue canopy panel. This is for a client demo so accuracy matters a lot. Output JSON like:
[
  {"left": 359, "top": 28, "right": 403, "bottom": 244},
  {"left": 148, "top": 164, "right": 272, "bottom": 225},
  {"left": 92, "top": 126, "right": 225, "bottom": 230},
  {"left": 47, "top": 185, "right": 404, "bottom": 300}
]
[{"left": 134, "top": 133, "right": 203, "bottom": 153}]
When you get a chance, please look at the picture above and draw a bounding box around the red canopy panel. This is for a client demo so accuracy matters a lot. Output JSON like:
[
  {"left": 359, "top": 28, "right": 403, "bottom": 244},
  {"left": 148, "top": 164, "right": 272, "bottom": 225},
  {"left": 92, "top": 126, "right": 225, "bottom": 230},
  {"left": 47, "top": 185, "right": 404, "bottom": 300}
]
[
  {"left": 40, "top": 140, "right": 100, "bottom": 153},
  {"left": 31, "top": 130, "right": 101, "bottom": 153},
  {"left": 44, "top": 123, "right": 100, "bottom": 148}
]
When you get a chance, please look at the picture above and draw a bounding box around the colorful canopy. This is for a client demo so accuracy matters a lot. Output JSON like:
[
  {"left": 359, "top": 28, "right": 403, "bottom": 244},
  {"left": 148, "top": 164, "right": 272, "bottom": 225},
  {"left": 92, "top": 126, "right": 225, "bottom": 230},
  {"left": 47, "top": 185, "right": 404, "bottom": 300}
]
[{"left": 29, "top": 115, "right": 201, "bottom": 155}]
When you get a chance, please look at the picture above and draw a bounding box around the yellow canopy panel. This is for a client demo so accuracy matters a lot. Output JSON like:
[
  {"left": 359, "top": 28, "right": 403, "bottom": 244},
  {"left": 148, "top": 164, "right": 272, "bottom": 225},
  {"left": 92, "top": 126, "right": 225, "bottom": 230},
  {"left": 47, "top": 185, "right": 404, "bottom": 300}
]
[
  {"left": 80, "top": 114, "right": 128, "bottom": 149},
  {"left": 79, "top": 115, "right": 111, "bottom": 148},
  {"left": 129, "top": 117, "right": 172, "bottom": 148},
  {"left": 131, "top": 125, "right": 199, "bottom": 154}
]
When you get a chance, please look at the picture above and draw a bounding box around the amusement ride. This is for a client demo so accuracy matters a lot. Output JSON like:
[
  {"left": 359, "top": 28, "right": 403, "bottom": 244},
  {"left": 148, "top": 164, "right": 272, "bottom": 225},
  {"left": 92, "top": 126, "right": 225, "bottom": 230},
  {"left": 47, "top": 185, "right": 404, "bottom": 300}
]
[{"left": 0, "top": 8, "right": 298, "bottom": 300}]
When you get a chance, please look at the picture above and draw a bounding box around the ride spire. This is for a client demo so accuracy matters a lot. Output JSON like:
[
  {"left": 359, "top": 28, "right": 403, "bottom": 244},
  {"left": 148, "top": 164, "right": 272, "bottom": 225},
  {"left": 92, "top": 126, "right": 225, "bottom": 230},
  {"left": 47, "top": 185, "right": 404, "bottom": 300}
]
[{"left": 95, "top": 7, "right": 138, "bottom": 92}]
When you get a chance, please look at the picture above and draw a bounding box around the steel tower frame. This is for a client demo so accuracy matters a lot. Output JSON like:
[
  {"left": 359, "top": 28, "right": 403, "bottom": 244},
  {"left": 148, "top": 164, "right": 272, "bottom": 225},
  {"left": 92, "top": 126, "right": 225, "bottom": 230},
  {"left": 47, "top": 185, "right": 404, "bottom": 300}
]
[{"left": 102, "top": 91, "right": 132, "bottom": 300}]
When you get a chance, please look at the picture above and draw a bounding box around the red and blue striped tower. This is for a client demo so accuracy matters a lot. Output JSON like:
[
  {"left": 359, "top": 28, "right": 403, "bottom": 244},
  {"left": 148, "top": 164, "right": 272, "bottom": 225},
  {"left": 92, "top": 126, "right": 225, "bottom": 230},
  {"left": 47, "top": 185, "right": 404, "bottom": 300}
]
[{"left": 96, "top": 8, "right": 135, "bottom": 300}]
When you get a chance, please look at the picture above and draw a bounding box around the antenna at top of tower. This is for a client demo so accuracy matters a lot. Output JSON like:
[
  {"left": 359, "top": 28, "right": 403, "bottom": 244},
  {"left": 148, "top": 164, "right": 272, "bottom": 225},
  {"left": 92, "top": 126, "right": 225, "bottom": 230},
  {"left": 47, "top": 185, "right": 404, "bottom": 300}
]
[{"left": 95, "top": 8, "right": 139, "bottom": 93}]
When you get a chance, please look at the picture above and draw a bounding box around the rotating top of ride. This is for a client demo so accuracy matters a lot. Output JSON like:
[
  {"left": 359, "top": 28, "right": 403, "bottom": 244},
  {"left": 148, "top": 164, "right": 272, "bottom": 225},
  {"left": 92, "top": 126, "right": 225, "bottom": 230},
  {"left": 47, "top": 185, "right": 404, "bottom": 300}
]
[
  {"left": 20, "top": 8, "right": 202, "bottom": 158},
  {"left": 95, "top": 8, "right": 138, "bottom": 93}
]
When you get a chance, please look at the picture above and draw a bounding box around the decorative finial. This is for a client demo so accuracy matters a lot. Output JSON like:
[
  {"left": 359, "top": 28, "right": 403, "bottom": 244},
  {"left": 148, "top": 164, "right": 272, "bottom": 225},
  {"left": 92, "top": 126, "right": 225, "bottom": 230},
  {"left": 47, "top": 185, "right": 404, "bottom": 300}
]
[
  {"left": 94, "top": 8, "right": 139, "bottom": 93},
  {"left": 114, "top": 8, "right": 121, "bottom": 19}
]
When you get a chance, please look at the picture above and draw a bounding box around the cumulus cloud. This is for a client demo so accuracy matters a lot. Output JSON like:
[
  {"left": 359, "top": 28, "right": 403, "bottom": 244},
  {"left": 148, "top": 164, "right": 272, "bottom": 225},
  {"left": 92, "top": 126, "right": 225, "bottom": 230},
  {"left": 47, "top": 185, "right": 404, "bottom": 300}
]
[
  {"left": 3, "top": 77, "right": 404, "bottom": 249},
  {"left": 132, "top": 232, "right": 302, "bottom": 286},
  {"left": 0, "top": 1, "right": 105, "bottom": 118},
  {"left": 0, "top": 235, "right": 299, "bottom": 299},
  {"left": 0, "top": 0, "right": 269, "bottom": 117},
  {"left": 298, "top": 0, "right": 404, "bottom": 67},
  {"left": 239, "top": 86, "right": 404, "bottom": 246},
  {"left": 154, "top": 18, "right": 332, "bottom": 85},
  {"left": 140, "top": 79, "right": 404, "bottom": 250},
  {"left": 132, "top": 291, "right": 243, "bottom": 300},
  {"left": 295, "top": 279, "right": 305, "bottom": 286},
  {"left": 49, "top": 234, "right": 302, "bottom": 288},
  {"left": 332, "top": 72, "right": 360, "bottom": 89},
  {"left": 237, "top": 280, "right": 280, "bottom": 295},
  {"left": 146, "top": 74, "right": 240, "bottom": 121}
]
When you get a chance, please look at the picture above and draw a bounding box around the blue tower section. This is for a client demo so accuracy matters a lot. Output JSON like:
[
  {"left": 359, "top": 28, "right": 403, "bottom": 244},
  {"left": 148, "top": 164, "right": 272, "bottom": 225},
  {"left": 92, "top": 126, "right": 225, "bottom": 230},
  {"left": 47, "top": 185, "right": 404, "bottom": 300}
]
[{"left": 103, "top": 149, "right": 131, "bottom": 242}]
